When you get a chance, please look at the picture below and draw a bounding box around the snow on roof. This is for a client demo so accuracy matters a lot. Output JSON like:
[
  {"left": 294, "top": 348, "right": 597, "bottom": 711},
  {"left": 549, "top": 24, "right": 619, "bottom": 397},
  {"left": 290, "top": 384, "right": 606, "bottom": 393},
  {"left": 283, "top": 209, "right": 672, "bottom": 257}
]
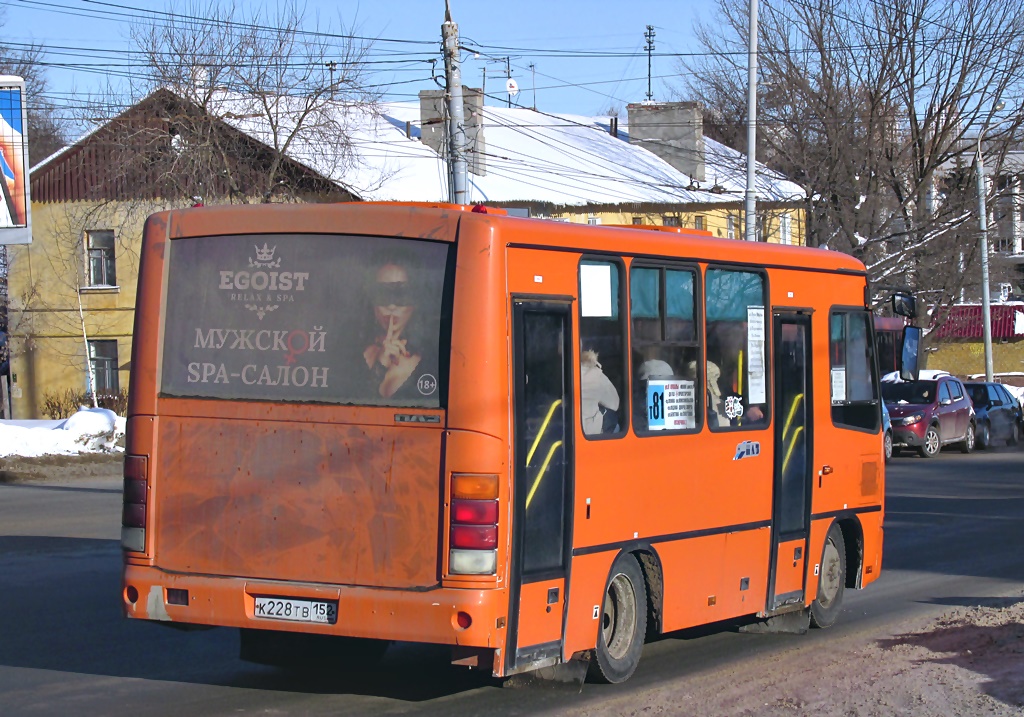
[{"left": 210, "top": 91, "right": 805, "bottom": 207}]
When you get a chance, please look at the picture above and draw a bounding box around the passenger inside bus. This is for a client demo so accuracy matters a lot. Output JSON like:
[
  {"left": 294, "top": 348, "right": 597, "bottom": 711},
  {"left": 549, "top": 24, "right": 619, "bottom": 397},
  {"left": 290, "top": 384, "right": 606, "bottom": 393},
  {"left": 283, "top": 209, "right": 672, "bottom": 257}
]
[{"left": 580, "top": 348, "right": 620, "bottom": 434}]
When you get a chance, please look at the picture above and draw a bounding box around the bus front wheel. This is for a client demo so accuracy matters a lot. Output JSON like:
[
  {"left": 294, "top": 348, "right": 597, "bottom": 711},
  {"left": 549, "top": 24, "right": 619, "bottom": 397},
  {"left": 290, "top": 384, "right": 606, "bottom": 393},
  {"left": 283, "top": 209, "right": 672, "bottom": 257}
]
[
  {"left": 588, "top": 553, "right": 647, "bottom": 684},
  {"left": 810, "top": 524, "right": 846, "bottom": 629}
]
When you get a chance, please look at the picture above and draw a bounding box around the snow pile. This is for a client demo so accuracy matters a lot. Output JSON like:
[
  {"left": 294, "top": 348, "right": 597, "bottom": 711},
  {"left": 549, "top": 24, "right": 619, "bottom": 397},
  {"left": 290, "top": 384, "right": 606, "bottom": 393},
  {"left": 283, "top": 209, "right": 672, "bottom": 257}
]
[{"left": 0, "top": 408, "right": 126, "bottom": 457}]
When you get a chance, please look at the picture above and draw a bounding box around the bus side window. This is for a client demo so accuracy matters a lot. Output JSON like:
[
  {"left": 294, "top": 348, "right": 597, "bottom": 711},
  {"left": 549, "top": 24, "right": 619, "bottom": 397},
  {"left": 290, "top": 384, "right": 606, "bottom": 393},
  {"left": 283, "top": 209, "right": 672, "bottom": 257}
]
[
  {"left": 705, "top": 268, "right": 769, "bottom": 430},
  {"left": 579, "top": 259, "right": 626, "bottom": 437},
  {"left": 829, "top": 310, "right": 880, "bottom": 431},
  {"left": 630, "top": 264, "right": 702, "bottom": 434}
]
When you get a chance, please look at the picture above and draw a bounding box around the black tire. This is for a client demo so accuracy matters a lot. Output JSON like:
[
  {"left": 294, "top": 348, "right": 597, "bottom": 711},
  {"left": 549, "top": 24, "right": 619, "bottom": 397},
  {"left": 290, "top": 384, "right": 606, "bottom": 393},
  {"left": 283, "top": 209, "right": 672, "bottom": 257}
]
[
  {"left": 958, "top": 422, "right": 975, "bottom": 454},
  {"left": 976, "top": 421, "right": 990, "bottom": 450},
  {"left": 884, "top": 429, "right": 893, "bottom": 463},
  {"left": 1008, "top": 422, "right": 1020, "bottom": 447},
  {"left": 810, "top": 524, "right": 846, "bottom": 629},
  {"left": 918, "top": 425, "right": 940, "bottom": 458},
  {"left": 588, "top": 553, "right": 647, "bottom": 684},
  {"left": 239, "top": 629, "right": 390, "bottom": 669}
]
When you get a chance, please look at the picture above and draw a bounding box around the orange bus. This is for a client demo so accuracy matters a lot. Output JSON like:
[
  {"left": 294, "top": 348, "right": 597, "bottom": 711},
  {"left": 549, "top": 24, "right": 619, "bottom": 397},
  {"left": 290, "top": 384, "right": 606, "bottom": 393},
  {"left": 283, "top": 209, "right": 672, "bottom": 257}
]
[{"left": 122, "top": 202, "right": 907, "bottom": 683}]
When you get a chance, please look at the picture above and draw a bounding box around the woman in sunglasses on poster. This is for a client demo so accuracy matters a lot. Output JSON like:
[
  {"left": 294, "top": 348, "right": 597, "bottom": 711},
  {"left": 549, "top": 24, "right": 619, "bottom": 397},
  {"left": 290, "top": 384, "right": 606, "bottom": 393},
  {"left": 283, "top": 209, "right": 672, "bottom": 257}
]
[{"left": 362, "top": 256, "right": 431, "bottom": 399}]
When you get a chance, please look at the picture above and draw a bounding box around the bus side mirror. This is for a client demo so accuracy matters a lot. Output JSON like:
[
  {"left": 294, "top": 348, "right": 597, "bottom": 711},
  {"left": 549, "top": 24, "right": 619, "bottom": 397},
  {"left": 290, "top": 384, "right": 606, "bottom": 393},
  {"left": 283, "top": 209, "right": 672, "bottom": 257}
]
[
  {"left": 892, "top": 292, "right": 917, "bottom": 319},
  {"left": 899, "top": 326, "right": 921, "bottom": 382}
]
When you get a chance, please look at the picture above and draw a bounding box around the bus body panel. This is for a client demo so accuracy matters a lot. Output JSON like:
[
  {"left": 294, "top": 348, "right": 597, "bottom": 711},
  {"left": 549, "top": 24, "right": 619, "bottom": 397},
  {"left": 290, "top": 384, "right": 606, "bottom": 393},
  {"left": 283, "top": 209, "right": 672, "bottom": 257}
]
[
  {"left": 150, "top": 414, "right": 444, "bottom": 589},
  {"left": 121, "top": 565, "right": 508, "bottom": 647}
]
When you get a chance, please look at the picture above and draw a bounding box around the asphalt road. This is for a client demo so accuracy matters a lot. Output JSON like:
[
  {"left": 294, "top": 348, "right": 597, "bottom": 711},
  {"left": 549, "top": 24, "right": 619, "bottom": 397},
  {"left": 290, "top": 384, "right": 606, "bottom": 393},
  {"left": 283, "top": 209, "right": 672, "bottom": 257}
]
[{"left": 1, "top": 445, "right": 1023, "bottom": 716}]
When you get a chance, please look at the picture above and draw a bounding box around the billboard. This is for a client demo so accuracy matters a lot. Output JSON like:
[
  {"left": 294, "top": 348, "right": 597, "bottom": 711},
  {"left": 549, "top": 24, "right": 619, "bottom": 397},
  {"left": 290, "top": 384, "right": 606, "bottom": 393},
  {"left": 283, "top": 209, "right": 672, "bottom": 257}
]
[{"left": 0, "top": 76, "right": 30, "bottom": 245}]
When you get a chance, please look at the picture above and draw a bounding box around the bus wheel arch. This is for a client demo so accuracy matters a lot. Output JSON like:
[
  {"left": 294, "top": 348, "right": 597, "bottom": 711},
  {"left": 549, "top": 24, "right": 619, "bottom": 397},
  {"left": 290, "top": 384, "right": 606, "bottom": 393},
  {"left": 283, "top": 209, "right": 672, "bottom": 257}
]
[
  {"left": 835, "top": 517, "right": 864, "bottom": 590},
  {"left": 633, "top": 548, "right": 664, "bottom": 638},
  {"left": 587, "top": 551, "right": 648, "bottom": 684}
]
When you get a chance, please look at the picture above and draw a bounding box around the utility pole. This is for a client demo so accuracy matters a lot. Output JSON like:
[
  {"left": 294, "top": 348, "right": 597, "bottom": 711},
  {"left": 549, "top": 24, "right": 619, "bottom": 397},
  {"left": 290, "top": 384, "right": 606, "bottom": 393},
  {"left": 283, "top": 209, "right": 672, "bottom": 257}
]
[
  {"left": 744, "top": 0, "right": 759, "bottom": 242},
  {"left": 325, "top": 61, "right": 337, "bottom": 99},
  {"left": 481, "top": 66, "right": 486, "bottom": 102},
  {"left": 644, "top": 26, "right": 655, "bottom": 102},
  {"left": 529, "top": 62, "right": 536, "bottom": 109},
  {"left": 442, "top": 1, "right": 468, "bottom": 204},
  {"left": 977, "top": 100, "right": 1004, "bottom": 382},
  {"left": 505, "top": 57, "right": 512, "bottom": 108}
]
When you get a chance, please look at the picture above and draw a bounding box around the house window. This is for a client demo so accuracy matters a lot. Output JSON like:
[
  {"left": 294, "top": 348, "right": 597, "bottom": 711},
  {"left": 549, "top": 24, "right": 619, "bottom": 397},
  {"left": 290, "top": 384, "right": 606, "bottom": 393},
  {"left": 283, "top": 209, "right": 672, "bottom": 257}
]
[
  {"left": 87, "top": 230, "right": 116, "bottom": 286},
  {"left": 694, "top": 215, "right": 705, "bottom": 231},
  {"left": 780, "top": 213, "right": 792, "bottom": 245},
  {"left": 662, "top": 216, "right": 681, "bottom": 227},
  {"left": 727, "top": 215, "right": 736, "bottom": 240},
  {"left": 88, "top": 340, "right": 119, "bottom": 394},
  {"left": 587, "top": 215, "right": 602, "bottom": 225},
  {"left": 632, "top": 216, "right": 644, "bottom": 225}
]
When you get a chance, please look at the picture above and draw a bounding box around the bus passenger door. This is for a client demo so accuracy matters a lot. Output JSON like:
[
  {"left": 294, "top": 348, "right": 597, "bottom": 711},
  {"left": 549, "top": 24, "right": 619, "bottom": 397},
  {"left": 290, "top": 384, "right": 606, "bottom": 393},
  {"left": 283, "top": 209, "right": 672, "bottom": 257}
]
[
  {"left": 507, "top": 300, "right": 573, "bottom": 674},
  {"left": 768, "top": 313, "right": 812, "bottom": 611}
]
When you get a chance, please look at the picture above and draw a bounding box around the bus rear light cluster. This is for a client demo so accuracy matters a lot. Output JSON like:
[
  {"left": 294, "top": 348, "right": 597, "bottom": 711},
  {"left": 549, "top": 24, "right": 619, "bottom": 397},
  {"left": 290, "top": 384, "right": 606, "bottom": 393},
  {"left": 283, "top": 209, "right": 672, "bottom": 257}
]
[
  {"left": 121, "top": 455, "right": 149, "bottom": 553},
  {"left": 449, "top": 474, "right": 498, "bottom": 575}
]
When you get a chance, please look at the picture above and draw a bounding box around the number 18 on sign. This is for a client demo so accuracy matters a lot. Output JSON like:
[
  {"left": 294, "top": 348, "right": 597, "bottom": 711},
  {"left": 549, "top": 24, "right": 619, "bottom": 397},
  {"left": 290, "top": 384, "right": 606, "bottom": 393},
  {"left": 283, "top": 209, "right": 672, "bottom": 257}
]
[{"left": 646, "top": 379, "right": 696, "bottom": 430}]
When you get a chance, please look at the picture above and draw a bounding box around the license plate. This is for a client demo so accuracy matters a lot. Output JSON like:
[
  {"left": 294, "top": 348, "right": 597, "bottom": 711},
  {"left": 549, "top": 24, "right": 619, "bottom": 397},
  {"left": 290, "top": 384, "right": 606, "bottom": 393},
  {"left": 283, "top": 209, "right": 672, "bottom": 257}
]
[{"left": 253, "top": 596, "right": 338, "bottom": 624}]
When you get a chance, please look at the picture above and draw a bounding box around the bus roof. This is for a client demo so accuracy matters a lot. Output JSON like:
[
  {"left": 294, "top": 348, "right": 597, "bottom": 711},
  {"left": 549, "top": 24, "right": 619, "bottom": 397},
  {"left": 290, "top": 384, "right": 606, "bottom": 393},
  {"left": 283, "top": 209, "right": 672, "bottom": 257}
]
[{"left": 152, "top": 202, "right": 866, "bottom": 276}]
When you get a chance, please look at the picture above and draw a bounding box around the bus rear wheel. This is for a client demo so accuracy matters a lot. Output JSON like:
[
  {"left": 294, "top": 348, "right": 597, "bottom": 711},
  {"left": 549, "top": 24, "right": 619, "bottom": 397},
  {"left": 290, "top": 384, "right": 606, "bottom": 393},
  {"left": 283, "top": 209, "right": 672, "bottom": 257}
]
[
  {"left": 588, "top": 553, "right": 647, "bottom": 684},
  {"left": 810, "top": 524, "right": 846, "bottom": 629}
]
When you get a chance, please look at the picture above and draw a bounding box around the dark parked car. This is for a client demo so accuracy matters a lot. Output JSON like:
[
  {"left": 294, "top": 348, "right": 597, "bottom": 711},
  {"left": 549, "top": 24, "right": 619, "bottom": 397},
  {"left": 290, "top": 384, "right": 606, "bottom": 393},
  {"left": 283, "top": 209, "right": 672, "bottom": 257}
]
[
  {"left": 965, "top": 382, "right": 1021, "bottom": 448},
  {"left": 882, "top": 374, "right": 975, "bottom": 458}
]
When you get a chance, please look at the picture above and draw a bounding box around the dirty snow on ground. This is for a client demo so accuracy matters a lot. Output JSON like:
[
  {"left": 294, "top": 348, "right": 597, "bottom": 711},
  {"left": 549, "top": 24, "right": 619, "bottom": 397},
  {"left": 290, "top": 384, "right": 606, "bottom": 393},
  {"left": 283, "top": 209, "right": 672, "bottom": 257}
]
[{"left": 0, "top": 408, "right": 126, "bottom": 457}]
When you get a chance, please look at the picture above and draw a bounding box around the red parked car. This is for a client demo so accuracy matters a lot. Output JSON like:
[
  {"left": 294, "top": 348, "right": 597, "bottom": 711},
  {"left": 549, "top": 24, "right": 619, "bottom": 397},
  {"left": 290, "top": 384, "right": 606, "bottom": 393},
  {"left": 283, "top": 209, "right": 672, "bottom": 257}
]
[{"left": 882, "top": 374, "right": 976, "bottom": 458}]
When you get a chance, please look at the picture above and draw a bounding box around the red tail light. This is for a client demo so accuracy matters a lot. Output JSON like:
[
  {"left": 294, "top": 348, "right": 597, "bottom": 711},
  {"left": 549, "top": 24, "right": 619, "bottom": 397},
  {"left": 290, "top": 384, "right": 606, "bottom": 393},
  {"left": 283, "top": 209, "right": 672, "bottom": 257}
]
[
  {"left": 451, "top": 524, "right": 498, "bottom": 550},
  {"left": 451, "top": 499, "right": 498, "bottom": 525},
  {"left": 122, "top": 455, "right": 149, "bottom": 552},
  {"left": 449, "top": 474, "right": 499, "bottom": 576}
]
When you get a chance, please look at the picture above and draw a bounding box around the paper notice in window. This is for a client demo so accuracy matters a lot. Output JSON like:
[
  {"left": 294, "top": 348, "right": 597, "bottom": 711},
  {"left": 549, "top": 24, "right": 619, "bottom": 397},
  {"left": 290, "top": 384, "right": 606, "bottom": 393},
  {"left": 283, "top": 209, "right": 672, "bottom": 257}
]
[
  {"left": 645, "top": 379, "right": 696, "bottom": 431},
  {"left": 831, "top": 368, "right": 847, "bottom": 404},
  {"left": 747, "top": 306, "right": 766, "bottom": 404},
  {"left": 580, "top": 263, "right": 613, "bottom": 317}
]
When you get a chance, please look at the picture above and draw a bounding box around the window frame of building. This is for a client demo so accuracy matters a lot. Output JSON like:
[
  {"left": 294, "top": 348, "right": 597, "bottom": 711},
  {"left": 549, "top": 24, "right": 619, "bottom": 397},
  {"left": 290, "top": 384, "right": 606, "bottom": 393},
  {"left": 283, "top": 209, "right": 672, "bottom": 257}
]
[
  {"left": 779, "top": 213, "right": 792, "bottom": 245},
  {"left": 727, "top": 215, "right": 736, "bottom": 240},
  {"left": 88, "top": 339, "right": 120, "bottom": 394},
  {"left": 662, "top": 215, "right": 682, "bottom": 228},
  {"left": 86, "top": 230, "right": 117, "bottom": 287},
  {"left": 694, "top": 215, "right": 705, "bottom": 231}
]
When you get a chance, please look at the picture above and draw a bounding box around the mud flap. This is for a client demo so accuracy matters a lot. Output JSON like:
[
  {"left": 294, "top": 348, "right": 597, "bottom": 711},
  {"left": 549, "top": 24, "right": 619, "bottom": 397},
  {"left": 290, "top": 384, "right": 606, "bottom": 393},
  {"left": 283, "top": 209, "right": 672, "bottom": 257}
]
[
  {"left": 502, "top": 652, "right": 590, "bottom": 692},
  {"left": 738, "top": 607, "right": 810, "bottom": 635}
]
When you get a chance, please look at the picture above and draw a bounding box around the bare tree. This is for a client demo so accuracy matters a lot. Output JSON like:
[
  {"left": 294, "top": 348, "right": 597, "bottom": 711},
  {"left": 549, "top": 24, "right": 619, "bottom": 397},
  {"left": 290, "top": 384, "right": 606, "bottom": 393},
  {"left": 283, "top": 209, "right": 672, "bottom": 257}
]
[
  {"left": 83, "top": 0, "right": 380, "bottom": 206},
  {"left": 680, "top": 0, "right": 1024, "bottom": 324}
]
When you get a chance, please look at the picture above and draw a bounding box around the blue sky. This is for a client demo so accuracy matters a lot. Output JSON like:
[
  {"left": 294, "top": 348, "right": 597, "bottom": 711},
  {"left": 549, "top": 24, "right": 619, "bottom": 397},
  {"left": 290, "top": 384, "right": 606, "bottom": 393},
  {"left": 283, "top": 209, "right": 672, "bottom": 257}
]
[{"left": 2, "top": 0, "right": 719, "bottom": 124}]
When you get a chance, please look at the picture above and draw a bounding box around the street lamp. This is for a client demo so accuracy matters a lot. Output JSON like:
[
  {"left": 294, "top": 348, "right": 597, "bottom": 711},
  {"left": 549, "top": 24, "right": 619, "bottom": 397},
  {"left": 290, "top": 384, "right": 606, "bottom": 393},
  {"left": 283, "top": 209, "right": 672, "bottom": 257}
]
[{"left": 977, "top": 99, "right": 1005, "bottom": 382}]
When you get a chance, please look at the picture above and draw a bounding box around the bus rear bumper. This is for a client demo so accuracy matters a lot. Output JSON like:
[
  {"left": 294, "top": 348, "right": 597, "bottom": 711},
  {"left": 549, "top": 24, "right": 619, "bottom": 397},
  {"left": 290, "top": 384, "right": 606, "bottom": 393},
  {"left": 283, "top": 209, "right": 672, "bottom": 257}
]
[{"left": 122, "top": 565, "right": 507, "bottom": 651}]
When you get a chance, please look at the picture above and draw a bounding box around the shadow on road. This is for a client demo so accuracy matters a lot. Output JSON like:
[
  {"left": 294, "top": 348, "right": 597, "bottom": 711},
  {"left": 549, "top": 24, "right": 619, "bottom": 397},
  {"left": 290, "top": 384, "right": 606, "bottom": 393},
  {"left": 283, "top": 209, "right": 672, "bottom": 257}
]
[
  {"left": 0, "top": 535, "right": 496, "bottom": 702},
  {"left": 877, "top": 595, "right": 1024, "bottom": 709}
]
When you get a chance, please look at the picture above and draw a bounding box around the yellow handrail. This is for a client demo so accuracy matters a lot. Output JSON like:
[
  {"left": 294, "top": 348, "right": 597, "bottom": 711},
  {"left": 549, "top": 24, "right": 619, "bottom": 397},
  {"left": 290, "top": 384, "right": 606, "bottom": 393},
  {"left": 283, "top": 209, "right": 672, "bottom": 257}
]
[
  {"left": 526, "top": 441, "right": 563, "bottom": 509},
  {"left": 782, "top": 426, "right": 804, "bottom": 475},
  {"left": 527, "top": 399, "right": 562, "bottom": 465},
  {"left": 782, "top": 393, "right": 805, "bottom": 440}
]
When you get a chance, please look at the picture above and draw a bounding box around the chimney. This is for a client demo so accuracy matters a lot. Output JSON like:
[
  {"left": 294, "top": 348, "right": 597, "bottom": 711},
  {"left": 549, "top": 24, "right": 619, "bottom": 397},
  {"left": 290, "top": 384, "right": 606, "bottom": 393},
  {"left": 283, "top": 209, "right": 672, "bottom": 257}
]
[
  {"left": 417, "top": 87, "right": 486, "bottom": 176},
  {"left": 625, "top": 101, "right": 704, "bottom": 182}
]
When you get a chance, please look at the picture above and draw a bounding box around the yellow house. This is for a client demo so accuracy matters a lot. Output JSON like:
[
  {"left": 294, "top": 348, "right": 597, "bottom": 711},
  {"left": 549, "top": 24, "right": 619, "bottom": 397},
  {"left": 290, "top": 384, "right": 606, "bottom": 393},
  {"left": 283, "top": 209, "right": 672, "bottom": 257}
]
[
  {"left": 6, "top": 93, "right": 805, "bottom": 417},
  {"left": 6, "top": 90, "right": 353, "bottom": 418}
]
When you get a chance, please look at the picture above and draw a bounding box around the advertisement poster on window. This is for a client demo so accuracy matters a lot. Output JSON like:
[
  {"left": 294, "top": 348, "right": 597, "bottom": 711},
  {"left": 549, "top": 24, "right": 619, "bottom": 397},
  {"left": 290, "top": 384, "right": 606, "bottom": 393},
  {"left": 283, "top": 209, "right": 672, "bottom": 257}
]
[{"left": 0, "top": 76, "right": 30, "bottom": 245}]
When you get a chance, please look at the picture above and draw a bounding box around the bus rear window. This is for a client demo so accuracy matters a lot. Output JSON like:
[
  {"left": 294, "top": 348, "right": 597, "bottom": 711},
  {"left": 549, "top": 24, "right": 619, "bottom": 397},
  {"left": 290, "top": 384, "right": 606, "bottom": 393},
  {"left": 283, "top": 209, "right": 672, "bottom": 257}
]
[{"left": 161, "top": 233, "right": 451, "bottom": 407}]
